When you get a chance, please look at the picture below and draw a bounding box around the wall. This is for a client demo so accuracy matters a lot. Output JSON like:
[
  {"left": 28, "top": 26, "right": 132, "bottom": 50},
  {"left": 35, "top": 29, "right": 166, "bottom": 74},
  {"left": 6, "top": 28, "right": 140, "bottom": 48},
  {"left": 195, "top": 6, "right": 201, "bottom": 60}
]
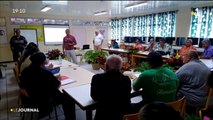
[
  {"left": 175, "top": 7, "right": 191, "bottom": 37},
  {"left": 0, "top": 12, "right": 111, "bottom": 62}
]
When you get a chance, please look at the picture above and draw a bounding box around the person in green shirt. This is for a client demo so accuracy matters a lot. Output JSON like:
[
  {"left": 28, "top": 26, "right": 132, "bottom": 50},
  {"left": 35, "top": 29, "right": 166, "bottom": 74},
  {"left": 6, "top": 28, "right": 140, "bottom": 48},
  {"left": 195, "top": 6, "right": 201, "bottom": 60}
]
[{"left": 132, "top": 51, "right": 179, "bottom": 112}]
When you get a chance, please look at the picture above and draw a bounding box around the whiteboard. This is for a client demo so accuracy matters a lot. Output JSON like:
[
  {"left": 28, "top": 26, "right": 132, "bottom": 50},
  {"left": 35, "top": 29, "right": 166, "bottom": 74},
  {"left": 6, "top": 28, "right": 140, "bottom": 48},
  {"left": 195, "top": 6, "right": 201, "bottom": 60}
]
[
  {"left": 43, "top": 24, "right": 69, "bottom": 45},
  {"left": 17, "top": 29, "right": 38, "bottom": 45}
]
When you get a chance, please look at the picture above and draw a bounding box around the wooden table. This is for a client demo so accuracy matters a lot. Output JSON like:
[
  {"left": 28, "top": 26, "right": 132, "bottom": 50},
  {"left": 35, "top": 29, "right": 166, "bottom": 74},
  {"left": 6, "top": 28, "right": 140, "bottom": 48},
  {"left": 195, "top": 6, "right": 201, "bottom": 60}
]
[
  {"left": 101, "top": 48, "right": 170, "bottom": 65},
  {"left": 101, "top": 48, "right": 129, "bottom": 54},
  {"left": 131, "top": 51, "right": 170, "bottom": 65}
]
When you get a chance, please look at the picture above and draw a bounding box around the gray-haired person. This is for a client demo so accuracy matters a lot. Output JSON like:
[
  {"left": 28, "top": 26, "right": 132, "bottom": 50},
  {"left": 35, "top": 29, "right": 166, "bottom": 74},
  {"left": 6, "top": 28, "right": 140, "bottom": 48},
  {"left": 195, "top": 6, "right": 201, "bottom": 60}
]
[
  {"left": 176, "top": 50, "right": 211, "bottom": 113},
  {"left": 90, "top": 54, "right": 132, "bottom": 120},
  {"left": 201, "top": 39, "right": 213, "bottom": 59}
]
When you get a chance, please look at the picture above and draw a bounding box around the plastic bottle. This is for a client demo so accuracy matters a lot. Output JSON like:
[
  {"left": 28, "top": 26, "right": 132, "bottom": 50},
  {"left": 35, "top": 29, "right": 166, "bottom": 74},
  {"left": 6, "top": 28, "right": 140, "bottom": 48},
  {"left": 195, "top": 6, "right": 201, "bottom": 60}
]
[
  {"left": 48, "top": 48, "right": 51, "bottom": 53},
  {"left": 58, "top": 55, "right": 62, "bottom": 65}
]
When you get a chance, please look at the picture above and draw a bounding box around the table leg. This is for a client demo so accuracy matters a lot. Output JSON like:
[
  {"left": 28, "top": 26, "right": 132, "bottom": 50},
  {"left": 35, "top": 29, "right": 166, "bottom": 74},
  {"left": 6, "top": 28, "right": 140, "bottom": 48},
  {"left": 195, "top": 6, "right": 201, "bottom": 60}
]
[
  {"left": 86, "top": 110, "right": 93, "bottom": 120},
  {"left": 63, "top": 94, "right": 76, "bottom": 120},
  {"left": 131, "top": 55, "right": 135, "bottom": 66}
]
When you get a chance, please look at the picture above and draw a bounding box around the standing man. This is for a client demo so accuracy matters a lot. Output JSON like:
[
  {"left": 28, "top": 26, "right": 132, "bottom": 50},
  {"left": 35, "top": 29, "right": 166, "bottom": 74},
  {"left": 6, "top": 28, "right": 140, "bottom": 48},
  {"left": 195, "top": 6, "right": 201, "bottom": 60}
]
[
  {"left": 10, "top": 29, "right": 28, "bottom": 62},
  {"left": 93, "top": 31, "right": 104, "bottom": 50},
  {"left": 63, "top": 29, "right": 77, "bottom": 64}
]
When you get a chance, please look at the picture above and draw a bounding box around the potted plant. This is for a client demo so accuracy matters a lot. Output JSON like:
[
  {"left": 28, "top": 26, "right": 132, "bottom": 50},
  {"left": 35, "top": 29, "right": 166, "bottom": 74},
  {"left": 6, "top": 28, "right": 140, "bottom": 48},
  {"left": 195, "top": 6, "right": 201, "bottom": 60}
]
[
  {"left": 83, "top": 50, "right": 108, "bottom": 70},
  {"left": 47, "top": 49, "right": 65, "bottom": 60}
]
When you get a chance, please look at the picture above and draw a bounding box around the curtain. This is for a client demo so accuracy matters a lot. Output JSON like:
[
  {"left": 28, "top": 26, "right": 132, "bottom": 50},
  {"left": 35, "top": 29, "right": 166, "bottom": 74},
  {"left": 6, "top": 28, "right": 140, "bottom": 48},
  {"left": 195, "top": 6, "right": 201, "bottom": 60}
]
[
  {"left": 132, "top": 11, "right": 176, "bottom": 37},
  {"left": 156, "top": 11, "right": 176, "bottom": 37},
  {"left": 111, "top": 19, "right": 120, "bottom": 40},
  {"left": 111, "top": 10, "right": 177, "bottom": 41},
  {"left": 121, "top": 17, "right": 133, "bottom": 40},
  {"left": 190, "top": 6, "right": 213, "bottom": 38}
]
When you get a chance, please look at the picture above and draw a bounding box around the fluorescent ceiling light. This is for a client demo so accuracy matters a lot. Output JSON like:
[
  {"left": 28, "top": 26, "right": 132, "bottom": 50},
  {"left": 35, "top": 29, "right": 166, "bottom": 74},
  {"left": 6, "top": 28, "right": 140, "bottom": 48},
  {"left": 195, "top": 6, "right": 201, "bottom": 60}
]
[
  {"left": 94, "top": 11, "right": 108, "bottom": 16},
  {"left": 125, "top": 2, "right": 147, "bottom": 9},
  {"left": 41, "top": 5, "right": 51, "bottom": 12},
  {"left": 42, "top": 1, "right": 67, "bottom": 5}
]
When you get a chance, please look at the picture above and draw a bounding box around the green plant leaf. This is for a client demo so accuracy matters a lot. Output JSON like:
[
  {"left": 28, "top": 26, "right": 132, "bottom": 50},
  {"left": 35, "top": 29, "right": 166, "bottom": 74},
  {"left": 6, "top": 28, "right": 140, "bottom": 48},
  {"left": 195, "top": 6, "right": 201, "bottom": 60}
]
[{"left": 83, "top": 50, "right": 108, "bottom": 64}]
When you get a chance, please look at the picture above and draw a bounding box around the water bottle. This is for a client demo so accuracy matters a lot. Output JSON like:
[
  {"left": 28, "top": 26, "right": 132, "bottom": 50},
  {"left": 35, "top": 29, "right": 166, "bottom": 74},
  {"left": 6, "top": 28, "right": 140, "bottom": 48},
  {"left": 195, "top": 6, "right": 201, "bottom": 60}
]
[
  {"left": 58, "top": 55, "right": 62, "bottom": 65},
  {"left": 48, "top": 48, "right": 51, "bottom": 53}
]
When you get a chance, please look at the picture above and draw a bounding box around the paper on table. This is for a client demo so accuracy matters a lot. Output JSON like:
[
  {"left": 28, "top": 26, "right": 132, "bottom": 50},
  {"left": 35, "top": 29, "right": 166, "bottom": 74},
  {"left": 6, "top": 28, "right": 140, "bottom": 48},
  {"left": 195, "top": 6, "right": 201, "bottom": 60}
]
[
  {"left": 60, "top": 75, "right": 76, "bottom": 85},
  {"left": 53, "top": 64, "right": 62, "bottom": 69}
]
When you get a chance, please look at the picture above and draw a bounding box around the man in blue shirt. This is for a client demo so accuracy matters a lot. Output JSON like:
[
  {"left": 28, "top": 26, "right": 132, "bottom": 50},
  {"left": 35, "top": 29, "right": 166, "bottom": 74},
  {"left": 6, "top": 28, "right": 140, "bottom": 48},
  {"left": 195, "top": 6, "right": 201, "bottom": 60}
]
[{"left": 201, "top": 39, "right": 213, "bottom": 59}]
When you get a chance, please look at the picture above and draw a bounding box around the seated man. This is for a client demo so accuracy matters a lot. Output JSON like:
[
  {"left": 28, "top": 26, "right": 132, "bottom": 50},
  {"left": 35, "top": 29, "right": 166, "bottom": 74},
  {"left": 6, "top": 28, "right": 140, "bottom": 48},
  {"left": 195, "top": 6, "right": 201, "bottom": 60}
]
[
  {"left": 90, "top": 54, "right": 132, "bottom": 120},
  {"left": 175, "top": 51, "right": 211, "bottom": 113},
  {"left": 110, "top": 39, "right": 119, "bottom": 49},
  {"left": 153, "top": 38, "right": 172, "bottom": 55},
  {"left": 135, "top": 39, "right": 144, "bottom": 50},
  {"left": 19, "top": 42, "right": 59, "bottom": 74},
  {"left": 179, "top": 39, "right": 197, "bottom": 57},
  {"left": 145, "top": 38, "right": 155, "bottom": 52},
  {"left": 20, "top": 52, "right": 72, "bottom": 119},
  {"left": 132, "top": 51, "right": 179, "bottom": 112},
  {"left": 200, "top": 39, "right": 213, "bottom": 59}
]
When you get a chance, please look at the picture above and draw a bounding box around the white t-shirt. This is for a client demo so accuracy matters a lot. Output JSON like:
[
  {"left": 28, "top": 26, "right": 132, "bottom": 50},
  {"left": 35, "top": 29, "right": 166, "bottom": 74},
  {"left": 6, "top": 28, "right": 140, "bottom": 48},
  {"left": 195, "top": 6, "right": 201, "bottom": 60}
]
[{"left": 94, "top": 33, "right": 104, "bottom": 46}]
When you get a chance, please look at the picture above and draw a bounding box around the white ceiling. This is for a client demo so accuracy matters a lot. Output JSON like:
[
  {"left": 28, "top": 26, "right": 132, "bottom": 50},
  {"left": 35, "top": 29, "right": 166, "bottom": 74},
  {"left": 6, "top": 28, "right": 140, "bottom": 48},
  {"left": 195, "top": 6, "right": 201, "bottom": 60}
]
[{"left": 1, "top": 1, "right": 213, "bottom": 18}]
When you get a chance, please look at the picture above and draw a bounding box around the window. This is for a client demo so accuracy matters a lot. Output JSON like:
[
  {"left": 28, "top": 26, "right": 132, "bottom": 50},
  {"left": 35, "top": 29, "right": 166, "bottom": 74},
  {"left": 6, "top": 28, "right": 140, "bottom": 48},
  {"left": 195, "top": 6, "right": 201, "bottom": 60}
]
[
  {"left": 111, "top": 11, "right": 177, "bottom": 42},
  {"left": 189, "top": 6, "right": 213, "bottom": 38},
  {"left": 121, "top": 17, "right": 133, "bottom": 40}
]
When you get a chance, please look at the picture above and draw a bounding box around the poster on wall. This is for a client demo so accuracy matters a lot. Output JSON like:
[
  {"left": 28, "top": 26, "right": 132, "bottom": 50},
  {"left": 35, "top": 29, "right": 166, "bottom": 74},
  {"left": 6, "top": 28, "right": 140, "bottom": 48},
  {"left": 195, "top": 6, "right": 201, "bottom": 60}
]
[
  {"left": 0, "top": 26, "right": 8, "bottom": 44},
  {"left": 20, "top": 25, "right": 44, "bottom": 41}
]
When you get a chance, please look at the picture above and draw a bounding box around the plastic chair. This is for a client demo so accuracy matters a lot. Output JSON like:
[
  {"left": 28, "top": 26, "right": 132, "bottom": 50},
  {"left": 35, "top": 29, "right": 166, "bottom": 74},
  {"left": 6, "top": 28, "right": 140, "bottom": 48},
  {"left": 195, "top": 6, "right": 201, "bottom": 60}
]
[
  {"left": 123, "top": 113, "right": 140, "bottom": 120},
  {"left": 166, "top": 96, "right": 186, "bottom": 117},
  {"left": 197, "top": 87, "right": 213, "bottom": 120}
]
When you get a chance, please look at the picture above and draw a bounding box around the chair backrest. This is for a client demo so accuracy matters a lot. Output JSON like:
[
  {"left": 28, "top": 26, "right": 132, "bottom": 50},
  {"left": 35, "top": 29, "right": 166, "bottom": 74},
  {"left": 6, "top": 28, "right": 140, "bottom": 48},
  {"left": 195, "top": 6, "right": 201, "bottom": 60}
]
[
  {"left": 123, "top": 113, "right": 140, "bottom": 120},
  {"left": 203, "top": 87, "right": 213, "bottom": 110},
  {"left": 167, "top": 96, "right": 186, "bottom": 117},
  {"left": 13, "top": 64, "right": 21, "bottom": 84}
]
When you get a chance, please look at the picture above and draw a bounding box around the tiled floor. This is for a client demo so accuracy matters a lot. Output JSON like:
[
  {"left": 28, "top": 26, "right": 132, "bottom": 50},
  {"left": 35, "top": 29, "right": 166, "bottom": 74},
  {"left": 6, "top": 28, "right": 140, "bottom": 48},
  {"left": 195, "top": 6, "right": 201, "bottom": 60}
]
[{"left": 0, "top": 62, "right": 104, "bottom": 120}]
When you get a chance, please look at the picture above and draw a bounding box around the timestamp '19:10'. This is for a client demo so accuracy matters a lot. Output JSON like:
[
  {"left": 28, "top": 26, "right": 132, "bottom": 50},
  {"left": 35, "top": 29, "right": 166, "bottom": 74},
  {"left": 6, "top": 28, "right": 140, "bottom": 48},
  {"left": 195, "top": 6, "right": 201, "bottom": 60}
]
[{"left": 12, "top": 9, "right": 26, "bottom": 14}]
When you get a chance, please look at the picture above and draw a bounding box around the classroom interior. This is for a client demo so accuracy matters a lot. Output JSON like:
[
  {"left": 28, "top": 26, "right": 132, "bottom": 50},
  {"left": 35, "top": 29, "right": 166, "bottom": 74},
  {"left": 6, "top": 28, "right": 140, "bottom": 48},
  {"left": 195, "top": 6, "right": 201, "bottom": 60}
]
[
  {"left": 0, "top": 1, "right": 213, "bottom": 62},
  {"left": 0, "top": 1, "right": 213, "bottom": 120}
]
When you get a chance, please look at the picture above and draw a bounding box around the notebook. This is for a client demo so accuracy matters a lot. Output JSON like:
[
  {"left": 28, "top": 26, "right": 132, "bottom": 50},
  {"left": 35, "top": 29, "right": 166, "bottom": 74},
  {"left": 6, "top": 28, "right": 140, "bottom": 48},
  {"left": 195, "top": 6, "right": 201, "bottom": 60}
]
[{"left": 60, "top": 75, "right": 76, "bottom": 85}]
